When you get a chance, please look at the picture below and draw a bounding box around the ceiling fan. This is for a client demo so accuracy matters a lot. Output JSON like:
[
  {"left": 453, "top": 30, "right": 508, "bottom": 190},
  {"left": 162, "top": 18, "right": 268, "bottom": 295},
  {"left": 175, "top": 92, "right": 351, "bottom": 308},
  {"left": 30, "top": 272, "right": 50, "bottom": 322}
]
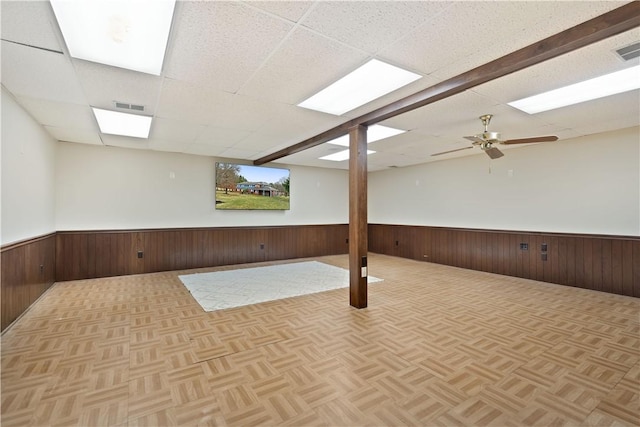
[{"left": 432, "top": 114, "right": 558, "bottom": 159}]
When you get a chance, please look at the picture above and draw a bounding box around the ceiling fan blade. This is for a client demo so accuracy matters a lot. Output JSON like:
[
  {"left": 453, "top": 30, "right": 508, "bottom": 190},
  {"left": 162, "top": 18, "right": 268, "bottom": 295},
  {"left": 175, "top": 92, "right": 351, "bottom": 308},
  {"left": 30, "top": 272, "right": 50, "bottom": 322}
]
[
  {"left": 431, "top": 146, "right": 474, "bottom": 156},
  {"left": 485, "top": 147, "right": 504, "bottom": 159},
  {"left": 502, "top": 136, "right": 558, "bottom": 145},
  {"left": 464, "top": 136, "right": 485, "bottom": 144}
]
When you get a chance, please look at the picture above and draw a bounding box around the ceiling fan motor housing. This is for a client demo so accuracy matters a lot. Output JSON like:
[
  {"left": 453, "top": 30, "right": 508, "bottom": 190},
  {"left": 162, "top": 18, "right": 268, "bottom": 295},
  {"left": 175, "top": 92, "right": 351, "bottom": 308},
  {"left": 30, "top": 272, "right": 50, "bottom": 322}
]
[
  {"left": 432, "top": 113, "right": 556, "bottom": 158},
  {"left": 481, "top": 131, "right": 501, "bottom": 142}
]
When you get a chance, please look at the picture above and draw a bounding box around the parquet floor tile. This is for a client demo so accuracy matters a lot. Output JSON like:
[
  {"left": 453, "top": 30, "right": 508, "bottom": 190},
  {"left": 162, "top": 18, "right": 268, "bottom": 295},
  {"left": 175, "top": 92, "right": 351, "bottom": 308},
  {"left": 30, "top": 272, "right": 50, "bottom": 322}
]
[
  {"left": 370, "top": 401, "right": 424, "bottom": 426},
  {"left": 314, "top": 397, "right": 368, "bottom": 426},
  {"left": 173, "top": 396, "right": 225, "bottom": 426},
  {"left": 262, "top": 392, "right": 313, "bottom": 423},
  {"left": 0, "top": 409, "right": 35, "bottom": 427},
  {"left": 79, "top": 401, "right": 128, "bottom": 427},
  {"left": 220, "top": 402, "right": 273, "bottom": 426},
  {"left": 2, "top": 254, "right": 639, "bottom": 426},
  {"left": 129, "top": 407, "right": 177, "bottom": 427},
  {"left": 280, "top": 410, "right": 325, "bottom": 427},
  {"left": 448, "top": 395, "right": 514, "bottom": 426},
  {"left": 518, "top": 390, "right": 593, "bottom": 425},
  {"left": 399, "top": 392, "right": 449, "bottom": 423}
]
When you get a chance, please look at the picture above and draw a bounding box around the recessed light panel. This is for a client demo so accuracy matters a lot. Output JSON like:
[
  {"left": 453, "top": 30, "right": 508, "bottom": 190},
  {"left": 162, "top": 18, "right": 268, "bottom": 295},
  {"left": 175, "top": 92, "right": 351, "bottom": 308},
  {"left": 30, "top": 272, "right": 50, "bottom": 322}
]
[
  {"left": 92, "top": 108, "right": 152, "bottom": 138},
  {"left": 509, "top": 65, "right": 640, "bottom": 114},
  {"left": 299, "top": 59, "right": 422, "bottom": 115},
  {"left": 50, "top": 0, "right": 176, "bottom": 75},
  {"left": 326, "top": 125, "right": 406, "bottom": 147},
  {"left": 319, "top": 149, "right": 375, "bottom": 162}
]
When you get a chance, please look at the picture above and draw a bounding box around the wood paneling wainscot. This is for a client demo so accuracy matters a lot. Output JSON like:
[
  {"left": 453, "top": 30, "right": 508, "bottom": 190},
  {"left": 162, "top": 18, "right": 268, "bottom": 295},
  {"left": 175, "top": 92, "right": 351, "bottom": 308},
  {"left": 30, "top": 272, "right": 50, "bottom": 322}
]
[
  {"left": 369, "top": 224, "right": 640, "bottom": 297},
  {"left": 56, "top": 224, "right": 349, "bottom": 282},
  {"left": 1, "top": 233, "right": 56, "bottom": 331},
  {"left": 6, "top": 223, "right": 635, "bottom": 331}
]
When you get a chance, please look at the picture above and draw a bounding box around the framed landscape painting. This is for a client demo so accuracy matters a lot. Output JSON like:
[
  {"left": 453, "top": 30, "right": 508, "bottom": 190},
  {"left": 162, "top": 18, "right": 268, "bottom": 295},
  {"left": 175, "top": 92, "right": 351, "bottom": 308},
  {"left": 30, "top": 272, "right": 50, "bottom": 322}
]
[{"left": 215, "top": 163, "right": 290, "bottom": 210}]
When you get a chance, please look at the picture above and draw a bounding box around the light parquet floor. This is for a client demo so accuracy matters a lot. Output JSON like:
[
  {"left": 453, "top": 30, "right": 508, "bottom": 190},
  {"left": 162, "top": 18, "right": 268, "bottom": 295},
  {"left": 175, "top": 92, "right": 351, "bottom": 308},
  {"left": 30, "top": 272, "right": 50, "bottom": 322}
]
[{"left": 2, "top": 254, "right": 639, "bottom": 426}]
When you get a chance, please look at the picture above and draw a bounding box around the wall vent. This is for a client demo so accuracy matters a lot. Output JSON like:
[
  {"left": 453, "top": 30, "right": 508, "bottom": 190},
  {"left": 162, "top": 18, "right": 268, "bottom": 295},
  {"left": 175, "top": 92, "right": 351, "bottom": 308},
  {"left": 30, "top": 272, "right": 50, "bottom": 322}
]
[
  {"left": 615, "top": 41, "right": 640, "bottom": 61},
  {"left": 114, "top": 101, "right": 145, "bottom": 111}
]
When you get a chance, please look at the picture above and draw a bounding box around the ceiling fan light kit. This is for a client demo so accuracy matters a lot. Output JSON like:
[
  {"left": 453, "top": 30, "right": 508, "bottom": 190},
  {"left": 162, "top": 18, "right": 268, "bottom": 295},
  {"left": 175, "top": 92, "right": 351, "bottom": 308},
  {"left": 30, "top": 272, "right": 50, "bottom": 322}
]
[{"left": 432, "top": 114, "right": 558, "bottom": 159}]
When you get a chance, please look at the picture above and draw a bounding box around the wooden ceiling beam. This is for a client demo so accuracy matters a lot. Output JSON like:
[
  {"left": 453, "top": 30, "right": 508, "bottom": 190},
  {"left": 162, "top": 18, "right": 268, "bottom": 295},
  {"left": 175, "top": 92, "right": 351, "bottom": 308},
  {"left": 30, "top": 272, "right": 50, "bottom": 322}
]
[{"left": 254, "top": 2, "right": 640, "bottom": 166}]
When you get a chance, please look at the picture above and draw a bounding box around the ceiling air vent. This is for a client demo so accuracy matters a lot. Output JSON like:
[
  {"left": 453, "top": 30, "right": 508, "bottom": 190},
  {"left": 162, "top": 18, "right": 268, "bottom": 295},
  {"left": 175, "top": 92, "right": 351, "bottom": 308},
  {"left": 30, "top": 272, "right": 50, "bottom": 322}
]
[
  {"left": 615, "top": 41, "right": 640, "bottom": 61},
  {"left": 114, "top": 101, "right": 145, "bottom": 111}
]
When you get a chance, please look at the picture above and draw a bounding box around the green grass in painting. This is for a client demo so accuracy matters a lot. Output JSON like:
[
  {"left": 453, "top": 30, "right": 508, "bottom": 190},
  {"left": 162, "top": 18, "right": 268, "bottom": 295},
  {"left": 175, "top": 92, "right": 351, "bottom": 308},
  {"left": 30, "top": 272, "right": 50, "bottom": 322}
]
[{"left": 216, "top": 191, "right": 290, "bottom": 210}]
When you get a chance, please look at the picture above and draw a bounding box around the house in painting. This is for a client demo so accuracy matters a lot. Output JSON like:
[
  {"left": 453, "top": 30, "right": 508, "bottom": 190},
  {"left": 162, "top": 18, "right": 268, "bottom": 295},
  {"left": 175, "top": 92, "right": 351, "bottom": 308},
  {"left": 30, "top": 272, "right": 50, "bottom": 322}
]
[{"left": 236, "top": 182, "right": 282, "bottom": 197}]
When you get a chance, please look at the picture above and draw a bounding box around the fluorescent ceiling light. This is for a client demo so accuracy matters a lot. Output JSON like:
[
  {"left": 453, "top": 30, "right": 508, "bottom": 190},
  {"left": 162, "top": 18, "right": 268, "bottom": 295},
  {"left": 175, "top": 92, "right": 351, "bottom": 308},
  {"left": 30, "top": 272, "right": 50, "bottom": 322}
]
[
  {"left": 50, "top": 0, "right": 176, "bottom": 75},
  {"left": 92, "top": 108, "right": 152, "bottom": 138},
  {"left": 509, "top": 65, "right": 640, "bottom": 114},
  {"left": 319, "top": 149, "right": 375, "bottom": 162},
  {"left": 298, "top": 59, "right": 422, "bottom": 115},
  {"left": 326, "top": 125, "right": 406, "bottom": 147}
]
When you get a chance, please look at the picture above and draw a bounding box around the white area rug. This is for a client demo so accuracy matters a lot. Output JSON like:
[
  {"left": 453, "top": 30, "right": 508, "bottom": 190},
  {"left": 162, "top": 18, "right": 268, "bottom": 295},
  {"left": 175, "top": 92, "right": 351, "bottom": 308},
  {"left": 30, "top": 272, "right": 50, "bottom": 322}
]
[{"left": 179, "top": 261, "right": 383, "bottom": 312}]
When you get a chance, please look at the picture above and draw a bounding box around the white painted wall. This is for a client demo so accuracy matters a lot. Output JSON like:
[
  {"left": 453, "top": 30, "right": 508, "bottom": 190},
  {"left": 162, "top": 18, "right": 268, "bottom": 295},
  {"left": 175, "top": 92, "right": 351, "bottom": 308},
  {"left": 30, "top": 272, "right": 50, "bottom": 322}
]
[
  {"left": 369, "top": 126, "right": 640, "bottom": 236},
  {"left": 55, "top": 142, "right": 348, "bottom": 230},
  {"left": 1, "top": 88, "right": 57, "bottom": 245},
  {"left": 5, "top": 88, "right": 637, "bottom": 239}
]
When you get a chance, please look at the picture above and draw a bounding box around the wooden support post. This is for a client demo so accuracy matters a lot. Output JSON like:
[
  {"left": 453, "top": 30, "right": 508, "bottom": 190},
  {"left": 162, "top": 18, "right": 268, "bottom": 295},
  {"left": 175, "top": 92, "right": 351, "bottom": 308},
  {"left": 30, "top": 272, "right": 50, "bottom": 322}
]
[{"left": 349, "top": 124, "right": 367, "bottom": 308}]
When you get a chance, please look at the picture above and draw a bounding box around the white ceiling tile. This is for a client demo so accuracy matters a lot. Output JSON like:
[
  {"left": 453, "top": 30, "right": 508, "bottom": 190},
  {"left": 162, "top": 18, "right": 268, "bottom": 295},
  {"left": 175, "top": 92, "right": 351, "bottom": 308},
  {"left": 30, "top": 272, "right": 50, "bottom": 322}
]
[
  {"left": 44, "top": 126, "right": 103, "bottom": 145},
  {"left": 536, "top": 90, "right": 640, "bottom": 135},
  {"left": 164, "top": 1, "right": 293, "bottom": 93},
  {"left": 381, "top": 1, "right": 626, "bottom": 80},
  {"left": 183, "top": 144, "right": 227, "bottom": 157},
  {"left": 300, "top": 1, "right": 452, "bottom": 54},
  {"left": 73, "top": 60, "right": 163, "bottom": 113},
  {"left": 368, "top": 151, "right": 428, "bottom": 169},
  {"left": 466, "top": 104, "right": 556, "bottom": 138},
  {"left": 255, "top": 103, "right": 345, "bottom": 139},
  {"left": 195, "top": 126, "right": 252, "bottom": 147},
  {"left": 157, "top": 79, "right": 276, "bottom": 130},
  {"left": 1, "top": 1, "right": 635, "bottom": 171},
  {"left": 1, "top": 40, "right": 85, "bottom": 103},
  {"left": 396, "top": 138, "right": 465, "bottom": 158},
  {"left": 382, "top": 90, "right": 502, "bottom": 138},
  {"left": 150, "top": 117, "right": 206, "bottom": 144},
  {"left": 472, "top": 30, "right": 640, "bottom": 105},
  {"left": 238, "top": 27, "right": 368, "bottom": 104},
  {"left": 101, "top": 135, "right": 150, "bottom": 150},
  {"left": 230, "top": 132, "right": 288, "bottom": 152},
  {"left": 16, "top": 96, "right": 97, "bottom": 130},
  {"left": 543, "top": 128, "right": 584, "bottom": 141},
  {"left": 217, "top": 147, "right": 262, "bottom": 160},
  {"left": 340, "top": 74, "right": 439, "bottom": 120},
  {"left": 427, "top": 2, "right": 628, "bottom": 81},
  {"left": 156, "top": 79, "right": 234, "bottom": 125},
  {"left": 1, "top": 1, "right": 62, "bottom": 52},
  {"left": 366, "top": 130, "right": 428, "bottom": 152},
  {"left": 279, "top": 141, "right": 344, "bottom": 161},
  {"left": 148, "top": 139, "right": 192, "bottom": 154},
  {"left": 245, "top": 1, "right": 314, "bottom": 23},
  {"left": 378, "top": 2, "right": 502, "bottom": 76},
  {"left": 214, "top": 95, "right": 285, "bottom": 131}
]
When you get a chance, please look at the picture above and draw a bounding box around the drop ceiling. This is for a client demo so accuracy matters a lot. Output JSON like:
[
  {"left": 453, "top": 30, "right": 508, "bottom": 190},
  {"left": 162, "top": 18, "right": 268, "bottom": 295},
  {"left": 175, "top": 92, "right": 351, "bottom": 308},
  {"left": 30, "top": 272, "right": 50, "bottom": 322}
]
[{"left": 1, "top": 1, "right": 638, "bottom": 172}]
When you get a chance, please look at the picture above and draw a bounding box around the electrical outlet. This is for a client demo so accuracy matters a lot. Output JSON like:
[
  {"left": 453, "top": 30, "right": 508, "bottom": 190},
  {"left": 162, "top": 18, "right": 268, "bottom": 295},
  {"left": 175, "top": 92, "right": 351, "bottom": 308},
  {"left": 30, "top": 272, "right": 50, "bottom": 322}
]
[{"left": 520, "top": 243, "right": 529, "bottom": 250}]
